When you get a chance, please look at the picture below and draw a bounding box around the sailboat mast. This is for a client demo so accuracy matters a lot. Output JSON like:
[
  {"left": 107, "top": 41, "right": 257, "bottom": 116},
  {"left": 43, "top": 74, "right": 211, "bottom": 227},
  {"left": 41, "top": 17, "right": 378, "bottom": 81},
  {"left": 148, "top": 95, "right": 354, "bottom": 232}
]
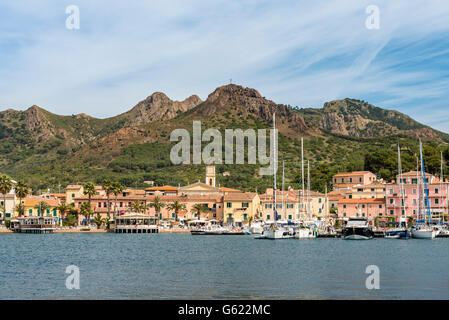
[
  {"left": 398, "top": 144, "right": 406, "bottom": 222},
  {"left": 273, "top": 114, "right": 277, "bottom": 223},
  {"left": 301, "top": 137, "right": 305, "bottom": 220},
  {"left": 420, "top": 140, "right": 432, "bottom": 224},
  {"left": 307, "top": 160, "right": 311, "bottom": 220},
  {"left": 282, "top": 160, "right": 285, "bottom": 220},
  {"left": 440, "top": 151, "right": 444, "bottom": 223}
]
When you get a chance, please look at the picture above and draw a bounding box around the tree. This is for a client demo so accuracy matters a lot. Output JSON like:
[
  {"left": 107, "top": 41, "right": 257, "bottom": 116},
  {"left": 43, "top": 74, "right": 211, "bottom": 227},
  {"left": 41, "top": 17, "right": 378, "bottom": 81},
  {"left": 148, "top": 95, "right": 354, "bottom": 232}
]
[
  {"left": 15, "top": 180, "right": 29, "bottom": 217},
  {"left": 112, "top": 182, "right": 124, "bottom": 221},
  {"left": 148, "top": 196, "right": 165, "bottom": 219},
  {"left": 15, "top": 203, "right": 24, "bottom": 217},
  {"left": 64, "top": 213, "right": 78, "bottom": 227},
  {"left": 191, "top": 203, "right": 208, "bottom": 220},
  {"left": 79, "top": 202, "right": 93, "bottom": 226},
  {"left": 83, "top": 182, "right": 96, "bottom": 212},
  {"left": 131, "top": 201, "right": 146, "bottom": 214},
  {"left": 102, "top": 179, "right": 113, "bottom": 218},
  {"left": 0, "top": 175, "right": 13, "bottom": 223},
  {"left": 167, "top": 200, "right": 186, "bottom": 221},
  {"left": 56, "top": 202, "right": 74, "bottom": 226},
  {"left": 34, "top": 201, "right": 50, "bottom": 217},
  {"left": 93, "top": 214, "right": 104, "bottom": 229}
]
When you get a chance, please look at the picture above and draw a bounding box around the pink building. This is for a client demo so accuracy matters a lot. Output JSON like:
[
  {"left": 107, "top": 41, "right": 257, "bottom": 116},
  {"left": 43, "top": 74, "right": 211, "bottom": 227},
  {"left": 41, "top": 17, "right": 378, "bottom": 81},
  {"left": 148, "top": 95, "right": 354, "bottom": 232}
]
[
  {"left": 386, "top": 171, "right": 449, "bottom": 221},
  {"left": 337, "top": 198, "right": 386, "bottom": 222},
  {"left": 332, "top": 171, "right": 377, "bottom": 190}
]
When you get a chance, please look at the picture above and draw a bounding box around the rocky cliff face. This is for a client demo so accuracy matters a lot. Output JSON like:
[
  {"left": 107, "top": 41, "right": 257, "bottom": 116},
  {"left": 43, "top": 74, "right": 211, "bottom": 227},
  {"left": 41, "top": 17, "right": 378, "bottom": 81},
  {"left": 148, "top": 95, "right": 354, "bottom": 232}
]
[
  {"left": 191, "top": 84, "right": 311, "bottom": 135},
  {"left": 121, "top": 92, "right": 202, "bottom": 126}
]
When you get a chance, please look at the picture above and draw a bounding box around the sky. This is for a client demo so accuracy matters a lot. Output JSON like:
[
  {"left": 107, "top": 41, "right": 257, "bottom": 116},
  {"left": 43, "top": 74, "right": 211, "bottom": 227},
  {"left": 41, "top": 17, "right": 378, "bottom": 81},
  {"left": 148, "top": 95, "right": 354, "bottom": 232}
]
[{"left": 0, "top": 0, "right": 449, "bottom": 132}]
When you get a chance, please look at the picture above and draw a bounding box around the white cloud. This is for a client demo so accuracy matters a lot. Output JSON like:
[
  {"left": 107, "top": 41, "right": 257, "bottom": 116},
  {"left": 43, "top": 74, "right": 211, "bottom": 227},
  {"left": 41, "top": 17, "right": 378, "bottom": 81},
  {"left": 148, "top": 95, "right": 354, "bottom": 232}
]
[{"left": 0, "top": 0, "right": 449, "bottom": 131}]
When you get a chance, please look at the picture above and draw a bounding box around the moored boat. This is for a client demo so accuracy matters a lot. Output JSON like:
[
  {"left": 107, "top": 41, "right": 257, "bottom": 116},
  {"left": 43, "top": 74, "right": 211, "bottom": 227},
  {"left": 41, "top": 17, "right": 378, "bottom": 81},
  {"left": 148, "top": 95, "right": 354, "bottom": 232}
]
[{"left": 342, "top": 217, "right": 373, "bottom": 240}]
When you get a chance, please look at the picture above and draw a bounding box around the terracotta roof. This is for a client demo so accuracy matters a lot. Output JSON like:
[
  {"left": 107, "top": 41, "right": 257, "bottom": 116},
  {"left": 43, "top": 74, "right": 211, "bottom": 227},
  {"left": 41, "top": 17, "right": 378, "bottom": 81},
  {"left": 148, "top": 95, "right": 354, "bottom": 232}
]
[
  {"left": 23, "top": 199, "right": 60, "bottom": 207},
  {"left": 333, "top": 171, "right": 372, "bottom": 177},
  {"left": 220, "top": 187, "right": 241, "bottom": 192},
  {"left": 66, "top": 185, "right": 83, "bottom": 190},
  {"left": 338, "top": 198, "right": 385, "bottom": 204},
  {"left": 145, "top": 185, "right": 178, "bottom": 191},
  {"left": 224, "top": 192, "right": 257, "bottom": 201}
]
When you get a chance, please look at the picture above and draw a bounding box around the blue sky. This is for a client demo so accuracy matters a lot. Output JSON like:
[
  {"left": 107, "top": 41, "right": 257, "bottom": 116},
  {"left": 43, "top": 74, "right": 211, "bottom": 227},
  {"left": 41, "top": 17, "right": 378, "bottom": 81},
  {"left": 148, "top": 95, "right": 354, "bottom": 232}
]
[{"left": 1, "top": 1, "right": 449, "bottom": 132}]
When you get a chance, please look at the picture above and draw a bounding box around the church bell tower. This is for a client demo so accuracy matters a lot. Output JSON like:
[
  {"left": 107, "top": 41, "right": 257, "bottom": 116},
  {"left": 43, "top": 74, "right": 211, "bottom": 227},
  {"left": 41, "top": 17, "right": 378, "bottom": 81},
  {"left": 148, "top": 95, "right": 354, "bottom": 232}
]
[{"left": 205, "top": 165, "right": 216, "bottom": 187}]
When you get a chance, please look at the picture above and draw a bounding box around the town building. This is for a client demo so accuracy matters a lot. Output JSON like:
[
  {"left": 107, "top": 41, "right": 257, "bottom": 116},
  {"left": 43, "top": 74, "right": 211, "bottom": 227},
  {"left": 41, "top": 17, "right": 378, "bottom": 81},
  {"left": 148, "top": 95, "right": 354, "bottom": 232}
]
[{"left": 332, "top": 171, "right": 377, "bottom": 190}]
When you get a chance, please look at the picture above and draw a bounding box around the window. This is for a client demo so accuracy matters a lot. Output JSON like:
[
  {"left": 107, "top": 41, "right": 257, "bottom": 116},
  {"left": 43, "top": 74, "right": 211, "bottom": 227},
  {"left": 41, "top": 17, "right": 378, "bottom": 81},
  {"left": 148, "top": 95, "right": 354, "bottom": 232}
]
[
  {"left": 343, "top": 213, "right": 346, "bottom": 217},
  {"left": 242, "top": 202, "right": 249, "bottom": 208},
  {"left": 29, "top": 209, "right": 32, "bottom": 214},
  {"left": 288, "top": 215, "right": 292, "bottom": 219},
  {"left": 278, "top": 215, "right": 282, "bottom": 219},
  {"left": 362, "top": 204, "right": 365, "bottom": 209},
  {"left": 267, "top": 214, "right": 271, "bottom": 220},
  {"left": 349, "top": 195, "right": 352, "bottom": 199},
  {"left": 379, "top": 205, "right": 382, "bottom": 209},
  {"left": 341, "top": 178, "right": 344, "bottom": 183},
  {"left": 276, "top": 204, "right": 282, "bottom": 209},
  {"left": 390, "top": 210, "right": 394, "bottom": 215},
  {"left": 318, "top": 198, "right": 322, "bottom": 203},
  {"left": 413, "top": 189, "right": 417, "bottom": 194},
  {"left": 334, "top": 178, "right": 337, "bottom": 183},
  {"left": 435, "top": 188, "right": 439, "bottom": 194},
  {"left": 265, "top": 204, "right": 272, "bottom": 209},
  {"left": 343, "top": 205, "right": 346, "bottom": 209},
  {"left": 390, "top": 199, "right": 394, "bottom": 204},
  {"left": 389, "top": 189, "right": 393, "bottom": 195},
  {"left": 72, "top": 193, "right": 75, "bottom": 197},
  {"left": 319, "top": 208, "right": 322, "bottom": 214},
  {"left": 98, "top": 202, "right": 101, "bottom": 208},
  {"left": 350, "top": 178, "right": 353, "bottom": 183},
  {"left": 435, "top": 199, "right": 439, "bottom": 205},
  {"left": 227, "top": 202, "right": 232, "bottom": 208},
  {"left": 243, "top": 214, "right": 247, "bottom": 220},
  {"left": 172, "top": 213, "right": 175, "bottom": 218},
  {"left": 412, "top": 179, "right": 417, "bottom": 184},
  {"left": 287, "top": 203, "right": 294, "bottom": 209},
  {"left": 228, "top": 214, "right": 232, "bottom": 219},
  {"left": 120, "top": 202, "right": 123, "bottom": 207},
  {"left": 359, "top": 178, "right": 362, "bottom": 182}
]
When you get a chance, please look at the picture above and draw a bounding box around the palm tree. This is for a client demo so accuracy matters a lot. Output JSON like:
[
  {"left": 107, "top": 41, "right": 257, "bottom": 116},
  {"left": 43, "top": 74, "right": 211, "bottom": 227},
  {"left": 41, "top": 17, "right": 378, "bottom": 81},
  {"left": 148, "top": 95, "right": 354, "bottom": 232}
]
[
  {"left": 148, "top": 196, "right": 165, "bottom": 219},
  {"left": 130, "top": 201, "right": 145, "bottom": 214},
  {"left": 0, "top": 175, "right": 13, "bottom": 223},
  {"left": 167, "top": 200, "right": 186, "bottom": 221},
  {"left": 102, "top": 179, "right": 113, "bottom": 218},
  {"left": 15, "top": 180, "right": 29, "bottom": 217},
  {"left": 34, "top": 201, "right": 50, "bottom": 217},
  {"left": 15, "top": 203, "right": 25, "bottom": 217},
  {"left": 65, "top": 213, "right": 77, "bottom": 227},
  {"left": 93, "top": 214, "right": 104, "bottom": 229},
  {"left": 56, "top": 202, "right": 74, "bottom": 226},
  {"left": 248, "top": 215, "right": 254, "bottom": 227},
  {"left": 79, "top": 202, "right": 92, "bottom": 226},
  {"left": 83, "top": 182, "right": 96, "bottom": 212},
  {"left": 112, "top": 182, "right": 124, "bottom": 221},
  {"left": 191, "top": 203, "right": 208, "bottom": 220}
]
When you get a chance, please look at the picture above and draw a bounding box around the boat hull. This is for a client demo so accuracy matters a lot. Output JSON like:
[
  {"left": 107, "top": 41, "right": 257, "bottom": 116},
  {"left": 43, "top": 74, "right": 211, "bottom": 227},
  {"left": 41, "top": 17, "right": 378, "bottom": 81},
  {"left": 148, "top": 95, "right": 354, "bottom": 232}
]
[
  {"left": 412, "top": 229, "right": 435, "bottom": 239},
  {"left": 265, "top": 229, "right": 291, "bottom": 239},
  {"left": 385, "top": 229, "right": 409, "bottom": 239},
  {"left": 342, "top": 227, "right": 373, "bottom": 240}
]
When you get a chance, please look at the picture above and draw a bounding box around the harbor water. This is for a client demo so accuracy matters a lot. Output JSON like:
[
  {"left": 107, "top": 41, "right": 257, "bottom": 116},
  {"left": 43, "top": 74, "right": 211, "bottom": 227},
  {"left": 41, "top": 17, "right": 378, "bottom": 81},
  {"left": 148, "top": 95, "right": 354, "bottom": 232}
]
[{"left": 1, "top": 233, "right": 449, "bottom": 299}]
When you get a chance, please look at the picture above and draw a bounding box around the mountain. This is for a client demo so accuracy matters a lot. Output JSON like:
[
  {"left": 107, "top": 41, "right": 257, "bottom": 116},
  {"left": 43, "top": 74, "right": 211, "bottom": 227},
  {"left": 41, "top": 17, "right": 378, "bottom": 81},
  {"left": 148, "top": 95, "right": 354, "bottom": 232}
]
[{"left": 0, "top": 84, "right": 448, "bottom": 193}]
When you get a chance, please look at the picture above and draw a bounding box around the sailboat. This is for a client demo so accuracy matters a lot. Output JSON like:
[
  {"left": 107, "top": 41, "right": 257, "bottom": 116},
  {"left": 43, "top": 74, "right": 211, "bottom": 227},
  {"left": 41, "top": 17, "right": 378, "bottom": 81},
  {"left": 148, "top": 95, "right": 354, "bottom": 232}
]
[
  {"left": 385, "top": 145, "right": 410, "bottom": 239},
  {"left": 411, "top": 140, "right": 436, "bottom": 239},
  {"left": 264, "top": 113, "right": 292, "bottom": 240},
  {"left": 294, "top": 140, "right": 316, "bottom": 239}
]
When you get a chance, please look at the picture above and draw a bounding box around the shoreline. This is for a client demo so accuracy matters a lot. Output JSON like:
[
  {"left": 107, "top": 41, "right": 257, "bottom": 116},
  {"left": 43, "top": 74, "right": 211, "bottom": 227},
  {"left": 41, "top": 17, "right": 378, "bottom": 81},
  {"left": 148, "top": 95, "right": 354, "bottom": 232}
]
[{"left": 0, "top": 228, "right": 190, "bottom": 234}]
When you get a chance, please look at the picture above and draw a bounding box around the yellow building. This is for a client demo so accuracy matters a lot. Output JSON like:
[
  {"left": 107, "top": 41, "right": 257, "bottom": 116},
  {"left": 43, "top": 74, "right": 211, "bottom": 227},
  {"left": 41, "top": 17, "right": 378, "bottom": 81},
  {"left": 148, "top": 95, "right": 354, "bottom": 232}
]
[
  {"left": 22, "top": 199, "right": 60, "bottom": 218},
  {"left": 66, "top": 185, "right": 84, "bottom": 204},
  {"left": 223, "top": 192, "right": 261, "bottom": 224}
]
